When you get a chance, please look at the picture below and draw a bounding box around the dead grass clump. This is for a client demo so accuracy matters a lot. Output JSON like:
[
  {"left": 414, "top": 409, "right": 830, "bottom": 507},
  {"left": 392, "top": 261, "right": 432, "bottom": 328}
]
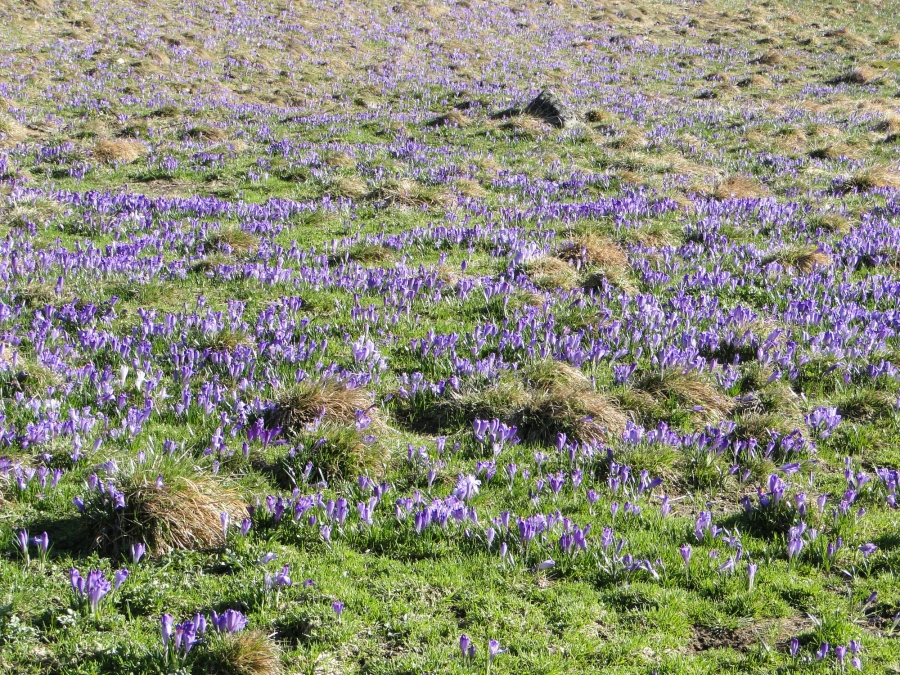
[
  {"left": 873, "top": 115, "right": 900, "bottom": 135},
  {"left": 330, "top": 175, "right": 368, "bottom": 199},
  {"left": 498, "top": 115, "right": 546, "bottom": 138},
  {"left": 282, "top": 422, "right": 388, "bottom": 482},
  {"left": 197, "top": 630, "right": 282, "bottom": 675},
  {"left": 808, "top": 144, "right": 851, "bottom": 160},
  {"left": 86, "top": 468, "right": 246, "bottom": 556},
  {"left": 267, "top": 379, "right": 378, "bottom": 432},
  {"left": 733, "top": 412, "right": 804, "bottom": 446},
  {"left": 756, "top": 50, "right": 782, "bottom": 66},
  {"left": 834, "top": 389, "right": 897, "bottom": 422},
  {"left": 833, "top": 66, "right": 880, "bottom": 85},
  {"left": 322, "top": 150, "right": 355, "bottom": 168},
  {"left": 512, "top": 387, "right": 628, "bottom": 445},
  {"left": 373, "top": 179, "right": 450, "bottom": 208},
  {"left": 808, "top": 213, "right": 850, "bottom": 234},
  {"left": 329, "top": 242, "right": 394, "bottom": 265},
  {"left": 637, "top": 369, "right": 734, "bottom": 421},
  {"left": 737, "top": 74, "right": 771, "bottom": 88},
  {"left": 836, "top": 167, "right": 900, "bottom": 192},
  {"left": 607, "top": 129, "right": 647, "bottom": 150},
  {"left": 186, "top": 125, "right": 228, "bottom": 142},
  {"left": 512, "top": 360, "right": 629, "bottom": 443},
  {"left": 712, "top": 175, "right": 768, "bottom": 200},
  {"left": 556, "top": 234, "right": 628, "bottom": 270},
  {"left": 582, "top": 268, "right": 636, "bottom": 294},
  {"left": 0, "top": 115, "right": 28, "bottom": 143},
  {"left": 762, "top": 246, "right": 831, "bottom": 273},
  {"left": 94, "top": 139, "right": 147, "bottom": 164},
  {"left": 585, "top": 109, "right": 616, "bottom": 125},
  {"left": 206, "top": 227, "right": 260, "bottom": 255},
  {"left": 454, "top": 178, "right": 486, "bottom": 198},
  {"left": 426, "top": 109, "right": 470, "bottom": 128},
  {"left": 525, "top": 256, "right": 578, "bottom": 290}
]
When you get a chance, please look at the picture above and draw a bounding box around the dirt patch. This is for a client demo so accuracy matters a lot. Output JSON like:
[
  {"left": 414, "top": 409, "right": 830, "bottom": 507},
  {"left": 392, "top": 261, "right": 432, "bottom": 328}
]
[{"left": 689, "top": 625, "right": 758, "bottom": 653}]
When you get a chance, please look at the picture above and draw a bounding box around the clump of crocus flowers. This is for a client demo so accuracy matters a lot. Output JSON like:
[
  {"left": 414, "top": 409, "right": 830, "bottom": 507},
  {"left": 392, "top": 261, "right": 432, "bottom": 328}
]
[
  {"left": 70, "top": 567, "right": 128, "bottom": 615},
  {"left": 162, "top": 608, "right": 247, "bottom": 665}
]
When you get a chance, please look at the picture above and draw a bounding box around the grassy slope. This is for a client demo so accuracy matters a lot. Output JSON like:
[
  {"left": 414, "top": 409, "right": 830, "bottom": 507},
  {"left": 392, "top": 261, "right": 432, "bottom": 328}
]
[{"left": 1, "top": 0, "right": 900, "bottom": 673}]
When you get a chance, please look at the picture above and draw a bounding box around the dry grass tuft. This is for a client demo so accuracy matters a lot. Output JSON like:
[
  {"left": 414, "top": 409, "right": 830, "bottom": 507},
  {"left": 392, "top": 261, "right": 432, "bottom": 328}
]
[
  {"left": 88, "top": 469, "right": 246, "bottom": 556},
  {"left": 525, "top": 256, "right": 578, "bottom": 289},
  {"left": 372, "top": 179, "right": 450, "bottom": 208},
  {"left": 512, "top": 360, "right": 629, "bottom": 443},
  {"left": 584, "top": 109, "right": 616, "bottom": 125},
  {"left": 756, "top": 50, "right": 782, "bottom": 66},
  {"left": 837, "top": 167, "right": 900, "bottom": 192},
  {"left": 94, "top": 139, "right": 147, "bottom": 164},
  {"left": 207, "top": 227, "right": 260, "bottom": 255},
  {"left": 322, "top": 151, "right": 355, "bottom": 168},
  {"left": 712, "top": 175, "right": 768, "bottom": 200},
  {"left": 762, "top": 246, "right": 830, "bottom": 273},
  {"left": 453, "top": 178, "right": 486, "bottom": 198},
  {"left": 0, "top": 115, "right": 28, "bottom": 143},
  {"left": 556, "top": 234, "right": 628, "bottom": 271},
  {"left": 202, "top": 630, "right": 282, "bottom": 675},
  {"left": 498, "top": 115, "right": 546, "bottom": 137},
  {"left": 637, "top": 369, "right": 733, "bottom": 421},
  {"left": 329, "top": 242, "right": 394, "bottom": 265},
  {"left": 834, "top": 390, "right": 897, "bottom": 422},
  {"left": 330, "top": 175, "right": 368, "bottom": 199},
  {"left": 426, "top": 109, "right": 470, "bottom": 128},
  {"left": 267, "top": 379, "right": 378, "bottom": 432},
  {"left": 186, "top": 125, "right": 228, "bottom": 142},
  {"left": 833, "top": 66, "right": 880, "bottom": 85}
]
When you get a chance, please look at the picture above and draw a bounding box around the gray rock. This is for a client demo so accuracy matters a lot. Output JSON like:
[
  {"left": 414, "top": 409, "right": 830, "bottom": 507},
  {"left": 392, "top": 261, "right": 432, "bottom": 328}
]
[{"left": 522, "top": 89, "right": 578, "bottom": 128}]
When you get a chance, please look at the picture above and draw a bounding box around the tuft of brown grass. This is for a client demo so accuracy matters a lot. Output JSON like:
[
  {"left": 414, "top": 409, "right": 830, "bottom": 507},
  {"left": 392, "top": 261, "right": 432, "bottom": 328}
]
[
  {"left": 94, "top": 139, "right": 147, "bottom": 164},
  {"left": 756, "top": 50, "right": 782, "bottom": 66},
  {"left": 207, "top": 227, "right": 260, "bottom": 255},
  {"left": 186, "top": 125, "right": 228, "bottom": 142},
  {"left": 201, "top": 630, "right": 282, "bottom": 675},
  {"left": 837, "top": 167, "right": 900, "bottom": 192},
  {"left": 426, "top": 109, "right": 470, "bottom": 128},
  {"left": 267, "top": 379, "right": 378, "bottom": 432},
  {"left": 834, "top": 390, "right": 897, "bottom": 422},
  {"left": 637, "top": 369, "right": 734, "bottom": 421},
  {"left": 762, "top": 246, "right": 830, "bottom": 274},
  {"left": 322, "top": 150, "right": 355, "bottom": 168},
  {"left": 0, "top": 115, "right": 28, "bottom": 143},
  {"left": 330, "top": 175, "right": 368, "bottom": 199},
  {"left": 584, "top": 109, "right": 616, "bottom": 125},
  {"left": 712, "top": 175, "right": 768, "bottom": 200},
  {"left": 372, "top": 179, "right": 450, "bottom": 208},
  {"left": 453, "top": 178, "right": 486, "bottom": 198},
  {"left": 329, "top": 242, "right": 394, "bottom": 265},
  {"left": 525, "top": 256, "right": 578, "bottom": 290},
  {"left": 88, "top": 469, "right": 247, "bottom": 556},
  {"left": 511, "top": 360, "right": 629, "bottom": 443},
  {"left": 833, "top": 66, "right": 880, "bottom": 85},
  {"left": 556, "top": 234, "right": 628, "bottom": 271}
]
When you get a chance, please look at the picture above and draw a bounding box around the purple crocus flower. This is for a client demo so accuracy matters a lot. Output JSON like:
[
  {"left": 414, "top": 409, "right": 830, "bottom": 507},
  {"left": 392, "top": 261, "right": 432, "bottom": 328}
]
[
  {"left": 130, "top": 543, "right": 146, "bottom": 564},
  {"left": 459, "top": 634, "right": 471, "bottom": 659},
  {"left": 747, "top": 562, "right": 757, "bottom": 590},
  {"left": 32, "top": 532, "right": 49, "bottom": 554},
  {"left": 161, "top": 613, "right": 174, "bottom": 647},
  {"left": 240, "top": 518, "right": 252, "bottom": 536},
  {"left": 816, "top": 642, "right": 830, "bottom": 660},
  {"left": 835, "top": 645, "right": 847, "bottom": 664},
  {"left": 488, "top": 639, "right": 504, "bottom": 661},
  {"left": 789, "top": 637, "right": 799, "bottom": 657},
  {"left": 114, "top": 568, "right": 129, "bottom": 590},
  {"left": 16, "top": 529, "right": 29, "bottom": 562},
  {"left": 332, "top": 601, "right": 344, "bottom": 617},
  {"left": 859, "top": 543, "right": 877, "bottom": 558},
  {"left": 680, "top": 544, "right": 692, "bottom": 568},
  {"left": 210, "top": 609, "right": 247, "bottom": 634}
]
